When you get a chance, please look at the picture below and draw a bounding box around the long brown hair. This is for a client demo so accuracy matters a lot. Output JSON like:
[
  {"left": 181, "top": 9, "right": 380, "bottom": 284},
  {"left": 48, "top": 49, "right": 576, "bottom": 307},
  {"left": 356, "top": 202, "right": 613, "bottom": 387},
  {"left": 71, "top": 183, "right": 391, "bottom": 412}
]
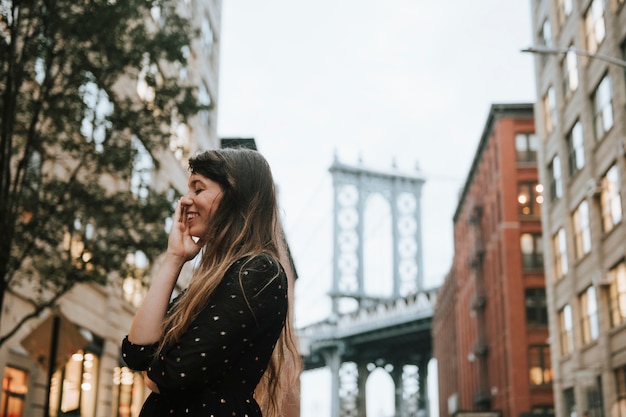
[{"left": 160, "top": 148, "right": 300, "bottom": 417}]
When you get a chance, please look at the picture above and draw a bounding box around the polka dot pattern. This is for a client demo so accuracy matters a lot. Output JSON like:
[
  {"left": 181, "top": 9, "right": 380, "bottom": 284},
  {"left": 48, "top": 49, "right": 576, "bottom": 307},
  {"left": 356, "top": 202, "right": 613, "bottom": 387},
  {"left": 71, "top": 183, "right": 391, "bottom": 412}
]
[{"left": 121, "top": 254, "right": 288, "bottom": 416}]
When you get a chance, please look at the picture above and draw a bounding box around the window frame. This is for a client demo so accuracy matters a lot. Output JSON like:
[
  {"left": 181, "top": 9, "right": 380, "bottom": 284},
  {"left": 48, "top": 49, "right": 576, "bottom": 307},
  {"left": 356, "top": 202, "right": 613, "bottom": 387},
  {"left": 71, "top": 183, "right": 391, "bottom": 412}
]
[
  {"left": 549, "top": 154, "right": 563, "bottom": 201},
  {"left": 592, "top": 74, "right": 614, "bottom": 141},
  {"left": 515, "top": 132, "right": 538, "bottom": 163},
  {"left": 528, "top": 344, "right": 553, "bottom": 386},
  {"left": 521, "top": 233, "right": 544, "bottom": 271},
  {"left": 584, "top": 0, "right": 606, "bottom": 54},
  {"left": 566, "top": 120, "right": 585, "bottom": 176},
  {"left": 518, "top": 182, "right": 544, "bottom": 217},
  {"left": 562, "top": 47, "right": 579, "bottom": 96},
  {"left": 0, "top": 366, "right": 29, "bottom": 417},
  {"left": 557, "top": 0, "right": 573, "bottom": 27},
  {"left": 600, "top": 164, "right": 622, "bottom": 233},
  {"left": 552, "top": 228, "right": 569, "bottom": 280},
  {"left": 616, "top": 365, "right": 626, "bottom": 417},
  {"left": 559, "top": 304, "right": 574, "bottom": 355},
  {"left": 525, "top": 287, "right": 548, "bottom": 326},
  {"left": 580, "top": 285, "right": 599, "bottom": 344},
  {"left": 608, "top": 260, "right": 626, "bottom": 327},
  {"left": 543, "top": 86, "right": 557, "bottom": 134},
  {"left": 572, "top": 199, "right": 592, "bottom": 259}
]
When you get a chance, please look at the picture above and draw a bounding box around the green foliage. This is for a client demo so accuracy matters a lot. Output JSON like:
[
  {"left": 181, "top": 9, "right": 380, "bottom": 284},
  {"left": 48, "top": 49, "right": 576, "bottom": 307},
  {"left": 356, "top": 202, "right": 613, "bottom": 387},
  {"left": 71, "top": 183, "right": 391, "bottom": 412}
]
[{"left": 0, "top": 0, "right": 204, "bottom": 342}]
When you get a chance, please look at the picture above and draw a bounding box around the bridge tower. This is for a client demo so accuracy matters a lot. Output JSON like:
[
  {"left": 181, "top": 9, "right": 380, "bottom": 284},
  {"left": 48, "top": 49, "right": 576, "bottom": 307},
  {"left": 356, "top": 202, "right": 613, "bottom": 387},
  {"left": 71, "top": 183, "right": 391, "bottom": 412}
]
[
  {"left": 311, "top": 155, "right": 430, "bottom": 417},
  {"left": 329, "top": 155, "right": 426, "bottom": 316}
]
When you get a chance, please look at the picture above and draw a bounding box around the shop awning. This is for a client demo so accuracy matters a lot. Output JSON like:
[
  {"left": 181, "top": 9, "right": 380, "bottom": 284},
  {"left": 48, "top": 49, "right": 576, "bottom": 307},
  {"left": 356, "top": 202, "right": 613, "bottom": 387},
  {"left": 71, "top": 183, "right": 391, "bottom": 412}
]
[{"left": 20, "top": 312, "right": 89, "bottom": 371}]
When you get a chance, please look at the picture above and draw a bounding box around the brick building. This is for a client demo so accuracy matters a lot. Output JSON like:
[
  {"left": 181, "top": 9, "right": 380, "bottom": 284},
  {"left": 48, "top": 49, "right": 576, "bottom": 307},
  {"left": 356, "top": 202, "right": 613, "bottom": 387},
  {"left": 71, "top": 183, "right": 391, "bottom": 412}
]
[{"left": 433, "top": 103, "right": 554, "bottom": 417}]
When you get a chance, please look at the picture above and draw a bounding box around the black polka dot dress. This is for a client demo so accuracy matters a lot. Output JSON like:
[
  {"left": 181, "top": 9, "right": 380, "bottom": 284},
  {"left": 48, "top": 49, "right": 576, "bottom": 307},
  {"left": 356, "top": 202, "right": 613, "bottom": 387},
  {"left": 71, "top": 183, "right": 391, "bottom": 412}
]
[{"left": 122, "top": 254, "right": 289, "bottom": 417}]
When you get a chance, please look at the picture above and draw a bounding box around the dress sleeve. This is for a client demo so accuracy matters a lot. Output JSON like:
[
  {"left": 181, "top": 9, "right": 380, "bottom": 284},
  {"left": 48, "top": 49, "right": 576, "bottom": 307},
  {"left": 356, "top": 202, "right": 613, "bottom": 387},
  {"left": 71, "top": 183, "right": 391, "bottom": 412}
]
[
  {"left": 146, "top": 254, "right": 288, "bottom": 394},
  {"left": 121, "top": 337, "right": 158, "bottom": 371},
  {"left": 121, "top": 290, "right": 187, "bottom": 371}
]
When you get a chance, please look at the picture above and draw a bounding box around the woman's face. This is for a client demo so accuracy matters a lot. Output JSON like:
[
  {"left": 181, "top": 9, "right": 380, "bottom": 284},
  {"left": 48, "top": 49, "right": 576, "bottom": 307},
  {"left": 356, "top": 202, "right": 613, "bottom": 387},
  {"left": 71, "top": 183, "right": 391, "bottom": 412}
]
[{"left": 182, "top": 173, "right": 223, "bottom": 237}]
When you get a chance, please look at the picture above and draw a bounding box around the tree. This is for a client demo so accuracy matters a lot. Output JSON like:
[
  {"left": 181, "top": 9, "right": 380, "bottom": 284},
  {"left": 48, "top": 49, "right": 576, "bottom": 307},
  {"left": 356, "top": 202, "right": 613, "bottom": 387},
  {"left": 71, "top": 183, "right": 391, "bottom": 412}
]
[{"left": 0, "top": 0, "right": 206, "bottom": 346}]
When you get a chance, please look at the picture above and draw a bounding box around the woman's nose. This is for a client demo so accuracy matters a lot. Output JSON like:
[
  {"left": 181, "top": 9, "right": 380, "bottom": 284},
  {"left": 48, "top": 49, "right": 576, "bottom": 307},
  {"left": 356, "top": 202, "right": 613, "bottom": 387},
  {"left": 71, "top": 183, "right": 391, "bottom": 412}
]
[{"left": 180, "top": 195, "right": 193, "bottom": 206}]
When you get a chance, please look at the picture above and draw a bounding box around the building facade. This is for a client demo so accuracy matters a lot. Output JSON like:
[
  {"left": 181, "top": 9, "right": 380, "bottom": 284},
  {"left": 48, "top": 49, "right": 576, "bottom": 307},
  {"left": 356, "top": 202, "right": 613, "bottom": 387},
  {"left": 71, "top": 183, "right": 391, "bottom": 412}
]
[
  {"left": 434, "top": 104, "right": 554, "bottom": 417},
  {"left": 0, "top": 1, "right": 223, "bottom": 417},
  {"left": 528, "top": 1, "right": 626, "bottom": 417}
]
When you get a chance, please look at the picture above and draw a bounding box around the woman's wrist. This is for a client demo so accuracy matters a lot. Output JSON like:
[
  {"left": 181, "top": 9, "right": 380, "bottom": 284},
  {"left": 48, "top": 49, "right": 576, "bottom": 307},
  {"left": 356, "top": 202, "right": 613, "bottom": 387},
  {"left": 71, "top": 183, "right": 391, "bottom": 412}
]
[{"left": 163, "top": 251, "right": 189, "bottom": 266}]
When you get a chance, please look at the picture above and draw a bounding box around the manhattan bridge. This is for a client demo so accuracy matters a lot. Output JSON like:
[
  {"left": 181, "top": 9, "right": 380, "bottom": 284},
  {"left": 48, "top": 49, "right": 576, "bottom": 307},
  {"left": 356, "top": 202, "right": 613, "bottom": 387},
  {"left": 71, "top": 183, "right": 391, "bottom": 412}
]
[{"left": 297, "top": 156, "right": 439, "bottom": 417}]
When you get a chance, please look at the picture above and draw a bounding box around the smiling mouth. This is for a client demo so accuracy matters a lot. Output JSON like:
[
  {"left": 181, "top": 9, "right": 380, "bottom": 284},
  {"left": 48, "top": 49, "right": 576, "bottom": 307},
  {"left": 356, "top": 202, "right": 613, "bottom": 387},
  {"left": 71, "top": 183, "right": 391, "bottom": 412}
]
[{"left": 187, "top": 213, "right": 199, "bottom": 221}]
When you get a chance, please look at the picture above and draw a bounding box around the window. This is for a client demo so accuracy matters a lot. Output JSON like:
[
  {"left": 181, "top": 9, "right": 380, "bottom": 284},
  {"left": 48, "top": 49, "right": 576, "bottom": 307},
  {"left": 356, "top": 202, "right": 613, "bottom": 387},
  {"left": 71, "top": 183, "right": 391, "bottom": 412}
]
[
  {"left": 528, "top": 345, "right": 552, "bottom": 386},
  {"left": 543, "top": 87, "right": 557, "bottom": 134},
  {"left": 557, "top": 0, "right": 573, "bottom": 26},
  {"left": 526, "top": 288, "right": 548, "bottom": 326},
  {"left": 130, "top": 136, "right": 154, "bottom": 202},
  {"left": 518, "top": 182, "right": 544, "bottom": 216},
  {"left": 521, "top": 233, "right": 544, "bottom": 270},
  {"left": 123, "top": 250, "right": 150, "bottom": 308},
  {"left": 552, "top": 228, "right": 568, "bottom": 280},
  {"left": 538, "top": 18, "right": 552, "bottom": 66},
  {"left": 112, "top": 367, "right": 145, "bottom": 417},
  {"left": 617, "top": 365, "right": 626, "bottom": 417},
  {"left": 592, "top": 74, "right": 614, "bottom": 140},
  {"left": 80, "top": 72, "right": 112, "bottom": 153},
  {"left": 541, "top": 18, "right": 553, "bottom": 49},
  {"left": 562, "top": 47, "right": 578, "bottom": 95},
  {"left": 563, "top": 387, "right": 576, "bottom": 417},
  {"left": 49, "top": 347, "right": 101, "bottom": 417},
  {"left": 573, "top": 200, "right": 591, "bottom": 258},
  {"left": 586, "top": 377, "right": 604, "bottom": 417},
  {"left": 585, "top": 0, "right": 606, "bottom": 54},
  {"left": 559, "top": 304, "right": 574, "bottom": 355},
  {"left": 515, "top": 132, "right": 538, "bottom": 163},
  {"left": 600, "top": 164, "right": 622, "bottom": 233},
  {"left": 549, "top": 155, "right": 563, "bottom": 201},
  {"left": 580, "top": 286, "right": 599, "bottom": 344},
  {"left": 567, "top": 121, "right": 585, "bottom": 175},
  {"left": 608, "top": 260, "right": 626, "bottom": 327},
  {"left": 0, "top": 366, "right": 28, "bottom": 417}
]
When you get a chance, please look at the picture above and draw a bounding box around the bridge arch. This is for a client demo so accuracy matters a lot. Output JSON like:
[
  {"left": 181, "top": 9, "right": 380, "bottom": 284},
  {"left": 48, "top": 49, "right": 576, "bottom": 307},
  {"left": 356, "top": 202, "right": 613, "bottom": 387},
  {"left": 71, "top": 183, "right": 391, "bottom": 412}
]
[{"left": 299, "top": 156, "right": 435, "bottom": 417}]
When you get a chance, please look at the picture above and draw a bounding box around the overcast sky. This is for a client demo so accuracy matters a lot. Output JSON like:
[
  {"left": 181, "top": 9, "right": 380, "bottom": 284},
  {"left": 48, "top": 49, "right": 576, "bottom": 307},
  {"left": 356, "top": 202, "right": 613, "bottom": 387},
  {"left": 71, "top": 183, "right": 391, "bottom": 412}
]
[{"left": 217, "top": 1, "right": 537, "bottom": 415}]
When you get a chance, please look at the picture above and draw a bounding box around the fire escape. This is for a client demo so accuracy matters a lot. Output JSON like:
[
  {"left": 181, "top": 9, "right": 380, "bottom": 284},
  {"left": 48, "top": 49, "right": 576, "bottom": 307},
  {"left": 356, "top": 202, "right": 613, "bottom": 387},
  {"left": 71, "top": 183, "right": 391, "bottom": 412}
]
[{"left": 468, "top": 203, "right": 490, "bottom": 409}]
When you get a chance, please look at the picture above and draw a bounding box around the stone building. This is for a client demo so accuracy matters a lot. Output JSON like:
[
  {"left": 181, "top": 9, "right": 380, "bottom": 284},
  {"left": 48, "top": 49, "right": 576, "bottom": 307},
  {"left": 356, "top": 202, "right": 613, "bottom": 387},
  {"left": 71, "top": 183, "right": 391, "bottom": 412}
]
[
  {"left": 528, "top": 1, "right": 626, "bottom": 417},
  {"left": 0, "top": 1, "right": 223, "bottom": 416}
]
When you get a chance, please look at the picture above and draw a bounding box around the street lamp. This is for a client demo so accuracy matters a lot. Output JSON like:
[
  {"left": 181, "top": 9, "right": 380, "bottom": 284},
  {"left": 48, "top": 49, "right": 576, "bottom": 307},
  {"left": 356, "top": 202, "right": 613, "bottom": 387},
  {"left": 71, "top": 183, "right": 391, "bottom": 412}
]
[{"left": 521, "top": 45, "right": 626, "bottom": 69}]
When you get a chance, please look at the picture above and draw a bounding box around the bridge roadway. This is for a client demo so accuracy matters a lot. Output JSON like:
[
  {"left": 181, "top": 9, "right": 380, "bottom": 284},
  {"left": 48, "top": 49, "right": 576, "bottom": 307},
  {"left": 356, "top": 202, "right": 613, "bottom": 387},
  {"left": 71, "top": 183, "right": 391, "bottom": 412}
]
[{"left": 298, "top": 288, "right": 437, "bottom": 370}]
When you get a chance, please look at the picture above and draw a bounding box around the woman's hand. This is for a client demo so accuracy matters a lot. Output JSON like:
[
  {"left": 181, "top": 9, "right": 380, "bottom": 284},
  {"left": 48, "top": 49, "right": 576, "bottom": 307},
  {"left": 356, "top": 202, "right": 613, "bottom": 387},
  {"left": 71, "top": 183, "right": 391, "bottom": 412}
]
[{"left": 166, "top": 199, "right": 204, "bottom": 262}]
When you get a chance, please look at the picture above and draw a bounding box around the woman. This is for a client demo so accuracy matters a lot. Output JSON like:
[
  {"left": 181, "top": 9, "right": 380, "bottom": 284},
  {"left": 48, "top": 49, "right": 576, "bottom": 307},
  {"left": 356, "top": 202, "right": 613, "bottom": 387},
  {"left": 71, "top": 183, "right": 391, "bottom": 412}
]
[{"left": 122, "top": 148, "right": 299, "bottom": 417}]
